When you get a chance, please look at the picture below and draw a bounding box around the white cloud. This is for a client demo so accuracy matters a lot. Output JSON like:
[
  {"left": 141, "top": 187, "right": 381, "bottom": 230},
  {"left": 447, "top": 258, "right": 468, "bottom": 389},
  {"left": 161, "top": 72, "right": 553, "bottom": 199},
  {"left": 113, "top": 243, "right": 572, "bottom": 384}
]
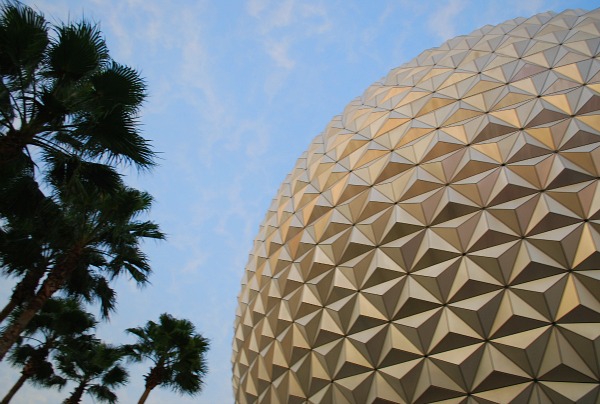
[
  {"left": 102, "top": 8, "right": 135, "bottom": 60},
  {"left": 427, "top": 0, "right": 467, "bottom": 41},
  {"left": 247, "top": 0, "right": 269, "bottom": 17},
  {"left": 269, "top": 0, "right": 295, "bottom": 29},
  {"left": 264, "top": 68, "right": 291, "bottom": 100},
  {"left": 245, "top": 0, "right": 333, "bottom": 97},
  {"left": 181, "top": 254, "right": 209, "bottom": 275},
  {"left": 265, "top": 38, "right": 296, "bottom": 69},
  {"left": 250, "top": 0, "right": 296, "bottom": 32},
  {"left": 245, "top": 123, "right": 270, "bottom": 159},
  {"left": 248, "top": 0, "right": 298, "bottom": 70}
]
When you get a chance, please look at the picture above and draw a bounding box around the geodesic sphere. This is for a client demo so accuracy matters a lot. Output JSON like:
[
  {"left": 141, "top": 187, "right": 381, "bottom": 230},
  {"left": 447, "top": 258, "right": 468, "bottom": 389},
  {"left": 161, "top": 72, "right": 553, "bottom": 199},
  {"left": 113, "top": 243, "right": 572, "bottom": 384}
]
[{"left": 233, "top": 9, "right": 600, "bottom": 404}]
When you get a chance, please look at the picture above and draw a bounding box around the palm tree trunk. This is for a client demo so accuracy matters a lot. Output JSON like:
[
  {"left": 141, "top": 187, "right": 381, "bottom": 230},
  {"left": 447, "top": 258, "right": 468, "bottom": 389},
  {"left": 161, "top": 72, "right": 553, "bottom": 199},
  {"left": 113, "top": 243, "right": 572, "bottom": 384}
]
[
  {"left": 0, "top": 264, "right": 46, "bottom": 325},
  {"left": 0, "top": 124, "right": 44, "bottom": 162},
  {"left": 0, "top": 256, "right": 77, "bottom": 361},
  {"left": 138, "top": 363, "right": 162, "bottom": 404},
  {"left": 0, "top": 301, "right": 17, "bottom": 327},
  {"left": 1, "top": 373, "right": 28, "bottom": 404},
  {"left": 63, "top": 380, "right": 87, "bottom": 404},
  {"left": 137, "top": 386, "right": 153, "bottom": 404}
]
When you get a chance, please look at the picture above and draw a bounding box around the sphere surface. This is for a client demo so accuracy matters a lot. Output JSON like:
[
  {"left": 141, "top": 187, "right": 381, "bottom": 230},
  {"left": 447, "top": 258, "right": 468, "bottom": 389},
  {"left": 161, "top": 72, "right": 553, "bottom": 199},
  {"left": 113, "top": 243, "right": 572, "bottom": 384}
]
[{"left": 233, "top": 9, "right": 600, "bottom": 403}]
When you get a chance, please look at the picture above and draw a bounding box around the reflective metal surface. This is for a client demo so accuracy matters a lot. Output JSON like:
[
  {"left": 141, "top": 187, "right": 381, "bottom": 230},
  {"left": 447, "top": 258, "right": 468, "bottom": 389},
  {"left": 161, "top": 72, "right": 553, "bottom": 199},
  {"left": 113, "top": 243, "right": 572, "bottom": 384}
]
[{"left": 233, "top": 9, "right": 600, "bottom": 403}]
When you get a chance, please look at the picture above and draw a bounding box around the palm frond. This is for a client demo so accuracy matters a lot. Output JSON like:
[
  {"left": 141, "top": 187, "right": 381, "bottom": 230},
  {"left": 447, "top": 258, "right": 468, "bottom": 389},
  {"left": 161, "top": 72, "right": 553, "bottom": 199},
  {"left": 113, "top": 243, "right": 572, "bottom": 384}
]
[
  {"left": 8, "top": 342, "right": 36, "bottom": 364},
  {"left": 91, "top": 62, "right": 146, "bottom": 113},
  {"left": 128, "top": 221, "right": 165, "bottom": 240},
  {"left": 87, "top": 384, "right": 118, "bottom": 403},
  {"left": 76, "top": 107, "right": 155, "bottom": 168},
  {"left": 89, "top": 275, "right": 116, "bottom": 319},
  {"left": 172, "top": 369, "right": 202, "bottom": 395},
  {"left": 0, "top": 1, "right": 48, "bottom": 77},
  {"left": 101, "top": 364, "right": 128, "bottom": 387},
  {"left": 44, "top": 151, "right": 123, "bottom": 195},
  {"left": 36, "top": 372, "right": 67, "bottom": 389},
  {"left": 0, "top": 78, "right": 15, "bottom": 127},
  {"left": 47, "top": 21, "right": 108, "bottom": 83}
]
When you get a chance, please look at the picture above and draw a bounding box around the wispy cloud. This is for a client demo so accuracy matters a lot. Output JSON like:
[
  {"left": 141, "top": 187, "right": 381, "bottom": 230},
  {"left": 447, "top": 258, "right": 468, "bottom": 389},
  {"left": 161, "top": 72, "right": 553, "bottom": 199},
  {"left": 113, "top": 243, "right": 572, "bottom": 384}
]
[
  {"left": 478, "top": 0, "right": 551, "bottom": 27},
  {"left": 427, "top": 0, "right": 467, "bottom": 41},
  {"left": 249, "top": 0, "right": 296, "bottom": 31},
  {"left": 247, "top": 0, "right": 269, "bottom": 18},
  {"left": 265, "top": 38, "right": 296, "bottom": 69},
  {"left": 246, "top": 0, "right": 298, "bottom": 76},
  {"left": 245, "top": 0, "right": 332, "bottom": 98}
]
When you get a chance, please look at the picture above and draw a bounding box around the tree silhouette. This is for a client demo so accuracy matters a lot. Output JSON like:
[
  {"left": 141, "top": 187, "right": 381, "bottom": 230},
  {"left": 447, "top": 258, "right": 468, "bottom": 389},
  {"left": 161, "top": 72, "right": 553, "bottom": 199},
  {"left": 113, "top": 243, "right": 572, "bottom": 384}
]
[
  {"left": 57, "top": 338, "right": 128, "bottom": 404},
  {"left": 0, "top": 176, "right": 163, "bottom": 360},
  {"left": 0, "top": 1, "right": 163, "bottom": 360},
  {"left": 1, "top": 298, "right": 96, "bottom": 403},
  {"left": 125, "top": 314, "right": 209, "bottom": 404}
]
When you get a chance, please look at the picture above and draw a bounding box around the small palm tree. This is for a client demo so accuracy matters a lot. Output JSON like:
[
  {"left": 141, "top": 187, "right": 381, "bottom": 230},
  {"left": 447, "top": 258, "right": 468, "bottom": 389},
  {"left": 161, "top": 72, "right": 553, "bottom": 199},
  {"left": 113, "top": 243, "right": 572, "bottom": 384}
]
[
  {"left": 56, "top": 338, "right": 128, "bottom": 404},
  {"left": 1, "top": 298, "right": 96, "bottom": 403},
  {"left": 125, "top": 314, "right": 209, "bottom": 404}
]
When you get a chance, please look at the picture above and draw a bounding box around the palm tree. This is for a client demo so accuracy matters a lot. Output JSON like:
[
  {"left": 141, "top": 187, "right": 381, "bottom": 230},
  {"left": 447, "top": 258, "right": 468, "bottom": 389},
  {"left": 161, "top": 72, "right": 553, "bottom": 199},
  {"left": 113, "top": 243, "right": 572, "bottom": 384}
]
[
  {"left": 125, "top": 314, "right": 210, "bottom": 404},
  {"left": 0, "top": 175, "right": 164, "bottom": 361},
  {"left": 56, "top": 338, "right": 128, "bottom": 404},
  {"left": 0, "top": 155, "right": 123, "bottom": 326},
  {"left": 0, "top": 1, "right": 154, "bottom": 169},
  {"left": 0, "top": 1, "right": 162, "bottom": 354},
  {"left": 1, "top": 298, "right": 96, "bottom": 403},
  {"left": 0, "top": 0, "right": 156, "bottom": 321}
]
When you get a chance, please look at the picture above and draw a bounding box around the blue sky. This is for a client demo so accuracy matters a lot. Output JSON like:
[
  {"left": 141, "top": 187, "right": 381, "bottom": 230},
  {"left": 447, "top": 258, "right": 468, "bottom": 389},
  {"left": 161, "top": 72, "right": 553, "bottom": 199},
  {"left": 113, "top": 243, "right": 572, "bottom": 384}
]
[{"left": 1, "top": 0, "right": 598, "bottom": 403}]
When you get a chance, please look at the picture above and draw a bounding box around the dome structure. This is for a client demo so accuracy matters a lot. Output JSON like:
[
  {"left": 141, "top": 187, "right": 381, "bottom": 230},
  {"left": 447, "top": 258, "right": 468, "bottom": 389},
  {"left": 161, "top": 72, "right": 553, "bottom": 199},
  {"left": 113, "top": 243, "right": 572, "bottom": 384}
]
[{"left": 233, "top": 9, "right": 600, "bottom": 404}]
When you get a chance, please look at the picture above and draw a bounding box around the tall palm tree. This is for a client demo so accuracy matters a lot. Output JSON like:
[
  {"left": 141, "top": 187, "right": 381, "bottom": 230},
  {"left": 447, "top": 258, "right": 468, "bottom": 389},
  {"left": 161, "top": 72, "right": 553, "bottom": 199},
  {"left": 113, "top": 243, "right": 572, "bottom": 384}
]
[
  {"left": 0, "top": 1, "right": 154, "bottom": 169},
  {"left": 0, "top": 0, "right": 156, "bottom": 319},
  {"left": 0, "top": 175, "right": 164, "bottom": 361},
  {"left": 0, "top": 1, "right": 162, "bottom": 353},
  {"left": 1, "top": 298, "right": 96, "bottom": 403},
  {"left": 125, "top": 314, "right": 210, "bottom": 404},
  {"left": 56, "top": 338, "right": 128, "bottom": 404}
]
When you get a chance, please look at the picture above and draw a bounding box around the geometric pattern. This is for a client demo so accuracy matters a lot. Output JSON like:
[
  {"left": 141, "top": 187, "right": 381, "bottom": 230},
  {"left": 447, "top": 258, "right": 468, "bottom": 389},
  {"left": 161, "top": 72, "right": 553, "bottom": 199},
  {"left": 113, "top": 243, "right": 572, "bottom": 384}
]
[{"left": 232, "top": 8, "right": 600, "bottom": 403}]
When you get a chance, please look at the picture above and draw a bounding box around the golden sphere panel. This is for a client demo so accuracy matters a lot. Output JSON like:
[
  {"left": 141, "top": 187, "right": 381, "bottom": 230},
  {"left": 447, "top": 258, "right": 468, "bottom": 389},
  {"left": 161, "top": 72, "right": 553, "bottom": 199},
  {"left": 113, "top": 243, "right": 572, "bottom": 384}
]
[{"left": 233, "top": 9, "right": 600, "bottom": 403}]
